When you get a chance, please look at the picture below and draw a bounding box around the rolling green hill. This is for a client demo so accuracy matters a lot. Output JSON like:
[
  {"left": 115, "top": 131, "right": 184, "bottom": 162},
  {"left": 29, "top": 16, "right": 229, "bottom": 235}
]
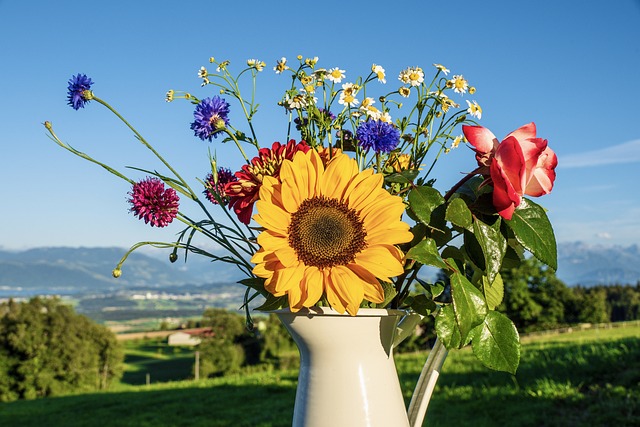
[{"left": 0, "top": 323, "right": 638, "bottom": 427}]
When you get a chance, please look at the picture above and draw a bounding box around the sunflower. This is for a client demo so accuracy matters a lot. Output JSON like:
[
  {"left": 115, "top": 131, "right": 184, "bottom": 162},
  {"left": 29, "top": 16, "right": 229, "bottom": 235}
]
[{"left": 251, "top": 150, "right": 413, "bottom": 315}]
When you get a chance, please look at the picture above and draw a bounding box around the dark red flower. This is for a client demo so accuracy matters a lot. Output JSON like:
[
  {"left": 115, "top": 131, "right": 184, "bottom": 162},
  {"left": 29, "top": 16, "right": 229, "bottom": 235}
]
[
  {"left": 225, "top": 140, "right": 310, "bottom": 224},
  {"left": 204, "top": 167, "right": 237, "bottom": 205}
]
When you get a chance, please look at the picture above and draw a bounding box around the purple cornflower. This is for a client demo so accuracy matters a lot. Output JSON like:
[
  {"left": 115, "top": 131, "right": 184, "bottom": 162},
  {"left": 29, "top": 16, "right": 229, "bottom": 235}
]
[
  {"left": 67, "top": 74, "right": 94, "bottom": 110},
  {"left": 355, "top": 120, "right": 400, "bottom": 153},
  {"left": 128, "top": 177, "right": 180, "bottom": 227},
  {"left": 204, "top": 167, "right": 237, "bottom": 205},
  {"left": 190, "top": 96, "right": 231, "bottom": 141},
  {"left": 318, "top": 108, "right": 336, "bottom": 122}
]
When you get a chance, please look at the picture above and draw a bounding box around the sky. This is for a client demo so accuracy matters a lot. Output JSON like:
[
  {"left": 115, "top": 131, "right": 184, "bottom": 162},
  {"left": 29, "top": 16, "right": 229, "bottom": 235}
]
[{"left": 1, "top": 0, "right": 640, "bottom": 253}]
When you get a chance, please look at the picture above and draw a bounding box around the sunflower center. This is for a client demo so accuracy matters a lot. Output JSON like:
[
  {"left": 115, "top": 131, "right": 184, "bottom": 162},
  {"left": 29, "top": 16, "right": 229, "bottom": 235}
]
[{"left": 288, "top": 196, "right": 367, "bottom": 269}]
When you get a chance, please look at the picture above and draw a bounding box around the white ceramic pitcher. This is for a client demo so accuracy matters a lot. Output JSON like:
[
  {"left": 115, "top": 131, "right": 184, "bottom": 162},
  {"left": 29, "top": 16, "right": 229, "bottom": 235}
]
[{"left": 277, "top": 307, "right": 448, "bottom": 427}]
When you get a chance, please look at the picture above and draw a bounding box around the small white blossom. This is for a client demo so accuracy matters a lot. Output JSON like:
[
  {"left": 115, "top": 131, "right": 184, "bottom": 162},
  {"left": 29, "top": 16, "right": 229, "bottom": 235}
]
[
  {"left": 466, "top": 100, "right": 482, "bottom": 119},
  {"left": 339, "top": 82, "right": 359, "bottom": 107},
  {"left": 433, "top": 63, "right": 450, "bottom": 75},
  {"left": 274, "top": 57, "right": 289, "bottom": 74},
  {"left": 449, "top": 75, "right": 468, "bottom": 94},
  {"left": 327, "top": 67, "right": 346, "bottom": 83},
  {"left": 247, "top": 59, "right": 266, "bottom": 71},
  {"left": 399, "top": 67, "right": 424, "bottom": 87},
  {"left": 284, "top": 93, "right": 308, "bottom": 110},
  {"left": 371, "top": 64, "right": 386, "bottom": 83}
]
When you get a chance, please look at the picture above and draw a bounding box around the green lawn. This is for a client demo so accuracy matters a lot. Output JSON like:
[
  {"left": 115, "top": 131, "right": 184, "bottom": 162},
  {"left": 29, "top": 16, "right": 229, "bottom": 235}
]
[{"left": 0, "top": 323, "right": 638, "bottom": 427}]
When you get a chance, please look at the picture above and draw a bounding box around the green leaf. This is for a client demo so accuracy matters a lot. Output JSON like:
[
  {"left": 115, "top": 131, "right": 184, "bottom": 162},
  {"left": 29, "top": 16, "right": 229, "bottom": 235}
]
[
  {"left": 384, "top": 169, "right": 420, "bottom": 184},
  {"left": 446, "top": 198, "right": 473, "bottom": 229},
  {"left": 238, "top": 277, "right": 267, "bottom": 295},
  {"left": 472, "top": 218, "right": 507, "bottom": 284},
  {"left": 450, "top": 272, "right": 488, "bottom": 342},
  {"left": 255, "top": 294, "right": 288, "bottom": 311},
  {"left": 471, "top": 311, "right": 521, "bottom": 374},
  {"left": 483, "top": 273, "right": 504, "bottom": 310},
  {"left": 406, "top": 238, "right": 448, "bottom": 270},
  {"left": 408, "top": 186, "right": 445, "bottom": 225},
  {"left": 408, "top": 294, "right": 437, "bottom": 316},
  {"left": 506, "top": 198, "right": 557, "bottom": 270},
  {"left": 427, "top": 204, "right": 452, "bottom": 247},
  {"left": 435, "top": 305, "right": 462, "bottom": 349}
]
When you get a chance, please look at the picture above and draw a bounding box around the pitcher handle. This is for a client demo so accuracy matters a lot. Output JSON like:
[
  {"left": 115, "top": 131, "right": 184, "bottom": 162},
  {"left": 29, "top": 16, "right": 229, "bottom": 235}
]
[
  {"left": 407, "top": 338, "right": 448, "bottom": 427},
  {"left": 393, "top": 313, "right": 423, "bottom": 348}
]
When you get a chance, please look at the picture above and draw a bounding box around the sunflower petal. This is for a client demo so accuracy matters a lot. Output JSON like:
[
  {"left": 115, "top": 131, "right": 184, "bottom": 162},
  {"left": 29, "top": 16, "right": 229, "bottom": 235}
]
[
  {"left": 355, "top": 245, "right": 405, "bottom": 282},
  {"left": 348, "top": 263, "right": 385, "bottom": 303},
  {"left": 257, "top": 230, "right": 289, "bottom": 250},
  {"left": 271, "top": 262, "right": 305, "bottom": 294},
  {"left": 321, "top": 153, "right": 358, "bottom": 200},
  {"left": 254, "top": 200, "right": 290, "bottom": 234},
  {"left": 329, "top": 266, "right": 365, "bottom": 316}
]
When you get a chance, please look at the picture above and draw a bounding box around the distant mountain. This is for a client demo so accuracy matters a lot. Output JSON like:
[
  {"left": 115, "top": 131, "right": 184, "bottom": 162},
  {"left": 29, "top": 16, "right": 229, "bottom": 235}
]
[
  {"left": 1, "top": 242, "right": 639, "bottom": 298},
  {"left": 556, "top": 242, "right": 640, "bottom": 286},
  {"left": 0, "top": 247, "right": 243, "bottom": 296}
]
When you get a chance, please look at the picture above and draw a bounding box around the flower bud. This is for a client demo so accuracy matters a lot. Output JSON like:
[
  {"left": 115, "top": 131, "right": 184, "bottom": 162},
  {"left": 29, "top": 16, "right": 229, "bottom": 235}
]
[
  {"left": 112, "top": 268, "right": 122, "bottom": 278},
  {"left": 469, "top": 86, "right": 476, "bottom": 94},
  {"left": 43, "top": 121, "right": 52, "bottom": 130},
  {"left": 169, "top": 252, "right": 178, "bottom": 263},
  {"left": 213, "top": 118, "right": 226, "bottom": 130}
]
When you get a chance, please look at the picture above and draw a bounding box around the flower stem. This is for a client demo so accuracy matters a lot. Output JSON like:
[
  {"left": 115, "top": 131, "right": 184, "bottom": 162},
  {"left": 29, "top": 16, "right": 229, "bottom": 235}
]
[
  {"left": 443, "top": 166, "right": 483, "bottom": 201},
  {"left": 93, "top": 96, "right": 197, "bottom": 197}
]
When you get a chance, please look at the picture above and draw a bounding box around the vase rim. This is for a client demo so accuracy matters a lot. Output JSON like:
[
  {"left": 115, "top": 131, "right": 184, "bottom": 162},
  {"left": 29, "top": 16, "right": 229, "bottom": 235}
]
[{"left": 269, "top": 306, "right": 407, "bottom": 317}]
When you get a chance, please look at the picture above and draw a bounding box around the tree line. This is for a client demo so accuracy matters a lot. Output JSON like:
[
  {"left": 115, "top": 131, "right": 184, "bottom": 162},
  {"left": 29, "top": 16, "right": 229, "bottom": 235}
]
[{"left": 499, "top": 257, "right": 640, "bottom": 332}]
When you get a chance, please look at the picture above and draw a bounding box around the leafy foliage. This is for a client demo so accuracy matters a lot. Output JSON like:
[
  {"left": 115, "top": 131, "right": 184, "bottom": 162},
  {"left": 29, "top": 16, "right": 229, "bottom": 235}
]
[{"left": 0, "top": 297, "right": 123, "bottom": 401}]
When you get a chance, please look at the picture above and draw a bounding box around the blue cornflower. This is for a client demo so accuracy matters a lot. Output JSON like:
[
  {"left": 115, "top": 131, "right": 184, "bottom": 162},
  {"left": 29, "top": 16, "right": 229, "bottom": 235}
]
[
  {"left": 67, "top": 74, "right": 94, "bottom": 110},
  {"left": 355, "top": 120, "right": 400, "bottom": 153},
  {"left": 190, "top": 96, "right": 231, "bottom": 141}
]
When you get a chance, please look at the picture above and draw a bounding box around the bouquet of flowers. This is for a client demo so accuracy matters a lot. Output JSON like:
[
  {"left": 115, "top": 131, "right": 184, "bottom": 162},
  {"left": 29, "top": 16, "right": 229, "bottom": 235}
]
[{"left": 45, "top": 55, "right": 557, "bottom": 374}]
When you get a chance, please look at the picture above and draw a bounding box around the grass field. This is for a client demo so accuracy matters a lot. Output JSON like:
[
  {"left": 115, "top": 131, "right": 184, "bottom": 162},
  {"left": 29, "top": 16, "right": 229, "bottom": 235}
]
[{"left": 0, "top": 323, "right": 638, "bottom": 426}]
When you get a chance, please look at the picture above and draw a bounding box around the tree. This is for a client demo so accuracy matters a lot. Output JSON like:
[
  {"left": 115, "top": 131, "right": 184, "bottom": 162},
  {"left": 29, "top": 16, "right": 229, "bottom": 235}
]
[
  {"left": 196, "top": 308, "right": 252, "bottom": 378},
  {"left": 0, "top": 297, "right": 124, "bottom": 401},
  {"left": 500, "top": 257, "right": 571, "bottom": 331}
]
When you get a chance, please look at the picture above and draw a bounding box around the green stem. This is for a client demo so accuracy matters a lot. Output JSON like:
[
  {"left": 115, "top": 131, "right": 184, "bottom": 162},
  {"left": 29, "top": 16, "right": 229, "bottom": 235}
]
[{"left": 93, "top": 96, "right": 197, "bottom": 197}]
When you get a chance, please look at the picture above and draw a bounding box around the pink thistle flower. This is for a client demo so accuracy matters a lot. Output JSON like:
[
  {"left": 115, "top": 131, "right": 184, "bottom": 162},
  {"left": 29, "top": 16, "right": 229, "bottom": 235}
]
[
  {"left": 225, "top": 140, "right": 310, "bottom": 224},
  {"left": 128, "top": 177, "right": 180, "bottom": 227}
]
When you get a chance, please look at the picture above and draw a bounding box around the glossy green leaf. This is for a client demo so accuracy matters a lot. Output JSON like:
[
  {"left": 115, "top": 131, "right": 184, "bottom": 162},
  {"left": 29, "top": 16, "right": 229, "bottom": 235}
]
[
  {"left": 473, "top": 218, "right": 507, "bottom": 284},
  {"left": 406, "top": 238, "right": 448, "bottom": 270},
  {"left": 435, "top": 305, "right": 462, "bottom": 349},
  {"left": 483, "top": 272, "right": 504, "bottom": 310},
  {"left": 384, "top": 169, "right": 420, "bottom": 184},
  {"left": 408, "top": 186, "right": 445, "bottom": 225},
  {"left": 446, "top": 198, "right": 473, "bottom": 229},
  {"left": 506, "top": 198, "right": 558, "bottom": 270},
  {"left": 408, "top": 294, "right": 438, "bottom": 316},
  {"left": 427, "top": 204, "right": 452, "bottom": 247},
  {"left": 450, "top": 272, "right": 487, "bottom": 342},
  {"left": 471, "top": 311, "right": 521, "bottom": 374}
]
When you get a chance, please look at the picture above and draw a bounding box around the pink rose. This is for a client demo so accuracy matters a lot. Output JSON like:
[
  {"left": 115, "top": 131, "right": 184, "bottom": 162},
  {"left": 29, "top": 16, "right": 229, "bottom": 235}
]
[{"left": 462, "top": 122, "right": 558, "bottom": 220}]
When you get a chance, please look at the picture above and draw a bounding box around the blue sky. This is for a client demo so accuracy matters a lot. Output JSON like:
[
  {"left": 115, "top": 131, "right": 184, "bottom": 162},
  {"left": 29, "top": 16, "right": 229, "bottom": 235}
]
[{"left": 1, "top": 0, "right": 640, "bottom": 252}]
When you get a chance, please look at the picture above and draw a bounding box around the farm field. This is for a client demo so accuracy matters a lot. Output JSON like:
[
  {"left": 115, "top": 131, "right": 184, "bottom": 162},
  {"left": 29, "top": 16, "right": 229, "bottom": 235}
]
[{"left": 0, "top": 323, "right": 638, "bottom": 427}]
